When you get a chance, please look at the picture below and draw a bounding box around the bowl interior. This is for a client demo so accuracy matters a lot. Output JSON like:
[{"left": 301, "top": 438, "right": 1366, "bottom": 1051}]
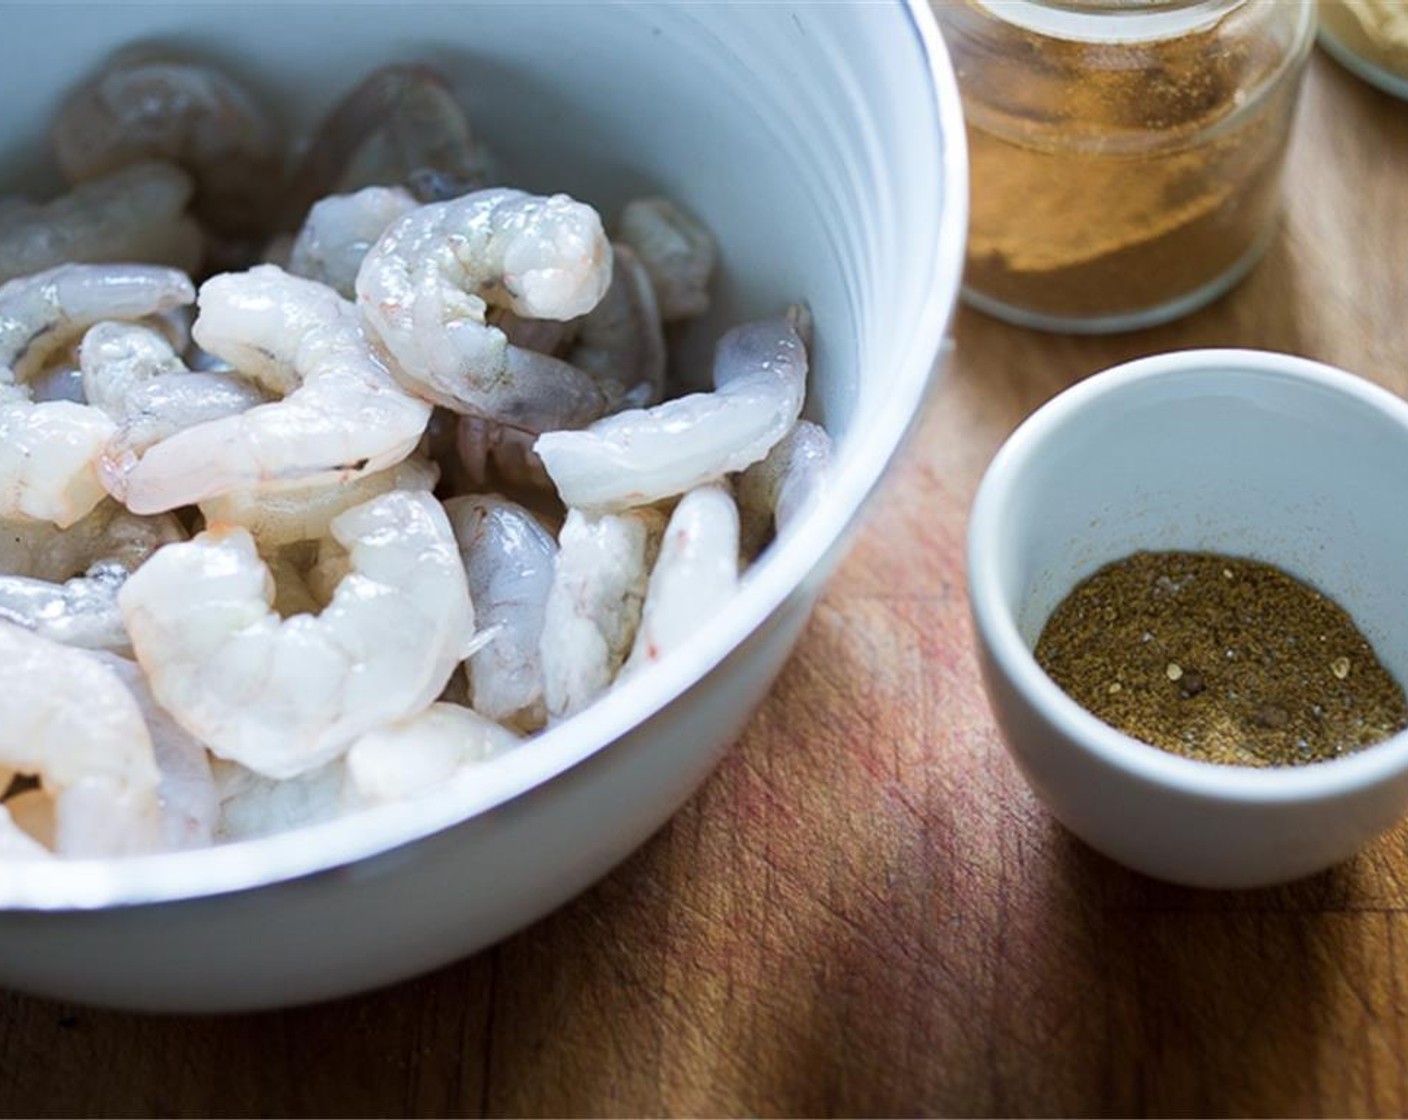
[
  {"left": 990, "top": 352, "right": 1408, "bottom": 689},
  {"left": 0, "top": 3, "right": 965, "bottom": 907},
  {"left": 2, "top": 3, "right": 950, "bottom": 441}
]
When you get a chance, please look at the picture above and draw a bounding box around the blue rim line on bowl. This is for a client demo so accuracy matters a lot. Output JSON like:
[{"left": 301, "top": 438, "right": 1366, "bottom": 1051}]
[
  {"left": 1318, "top": 23, "right": 1408, "bottom": 103},
  {"left": 0, "top": 0, "right": 970, "bottom": 912},
  {"left": 968, "top": 348, "right": 1408, "bottom": 806}
]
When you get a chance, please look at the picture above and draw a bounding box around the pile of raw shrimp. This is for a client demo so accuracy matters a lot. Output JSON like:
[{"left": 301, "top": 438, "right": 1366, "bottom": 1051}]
[{"left": 0, "top": 54, "right": 830, "bottom": 860}]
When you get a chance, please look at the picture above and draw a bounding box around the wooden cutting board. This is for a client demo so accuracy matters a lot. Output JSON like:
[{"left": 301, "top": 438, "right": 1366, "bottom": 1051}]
[{"left": 3, "top": 52, "right": 1408, "bottom": 1118}]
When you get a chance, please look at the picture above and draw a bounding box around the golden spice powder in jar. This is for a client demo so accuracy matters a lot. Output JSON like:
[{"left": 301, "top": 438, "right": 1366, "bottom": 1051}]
[{"left": 935, "top": 1, "right": 1315, "bottom": 333}]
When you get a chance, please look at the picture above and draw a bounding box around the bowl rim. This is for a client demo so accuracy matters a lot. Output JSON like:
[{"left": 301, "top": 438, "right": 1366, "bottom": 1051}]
[
  {"left": 968, "top": 346, "right": 1408, "bottom": 805},
  {"left": 0, "top": 0, "right": 970, "bottom": 911}
]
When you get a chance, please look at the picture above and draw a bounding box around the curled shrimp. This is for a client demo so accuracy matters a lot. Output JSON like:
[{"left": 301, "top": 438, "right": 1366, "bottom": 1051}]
[
  {"left": 119, "top": 490, "right": 476, "bottom": 779},
  {"left": 481, "top": 245, "right": 664, "bottom": 410},
  {"left": 110, "top": 265, "right": 432, "bottom": 515},
  {"left": 566, "top": 243, "right": 666, "bottom": 409},
  {"left": 0, "top": 499, "right": 185, "bottom": 651},
  {"left": 288, "top": 185, "right": 418, "bottom": 300},
  {"left": 198, "top": 454, "right": 437, "bottom": 553},
  {"left": 535, "top": 310, "right": 808, "bottom": 512},
  {"left": 81, "top": 320, "right": 268, "bottom": 467},
  {"left": 492, "top": 309, "right": 578, "bottom": 358},
  {"left": 345, "top": 702, "right": 520, "bottom": 806},
  {"left": 81, "top": 319, "right": 189, "bottom": 406},
  {"left": 0, "top": 162, "right": 203, "bottom": 285},
  {"left": 444, "top": 495, "right": 557, "bottom": 731},
  {"left": 618, "top": 197, "right": 717, "bottom": 321},
  {"left": 92, "top": 651, "right": 218, "bottom": 850},
  {"left": 25, "top": 304, "right": 193, "bottom": 408},
  {"left": 287, "top": 63, "right": 486, "bottom": 225},
  {"left": 540, "top": 507, "right": 664, "bottom": 720},
  {"left": 0, "top": 621, "right": 161, "bottom": 856},
  {"left": 736, "top": 419, "right": 832, "bottom": 558},
  {"left": 621, "top": 485, "right": 740, "bottom": 677},
  {"left": 52, "top": 52, "right": 282, "bottom": 240},
  {"left": 0, "top": 263, "right": 195, "bottom": 526},
  {"left": 356, "top": 187, "right": 613, "bottom": 430}
]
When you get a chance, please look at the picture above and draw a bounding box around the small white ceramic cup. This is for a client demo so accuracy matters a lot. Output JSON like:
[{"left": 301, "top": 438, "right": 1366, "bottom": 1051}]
[{"left": 968, "top": 349, "right": 1408, "bottom": 889}]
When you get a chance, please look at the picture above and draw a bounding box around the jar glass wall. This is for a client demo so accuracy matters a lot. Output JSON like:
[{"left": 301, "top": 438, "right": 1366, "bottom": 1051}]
[{"left": 935, "top": 0, "right": 1316, "bottom": 334}]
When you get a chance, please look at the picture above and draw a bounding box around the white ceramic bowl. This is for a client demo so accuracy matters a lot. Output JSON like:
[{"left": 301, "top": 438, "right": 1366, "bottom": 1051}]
[
  {"left": 0, "top": 4, "right": 967, "bottom": 1010},
  {"left": 969, "top": 349, "right": 1408, "bottom": 890},
  {"left": 1318, "top": 4, "right": 1408, "bottom": 103}
]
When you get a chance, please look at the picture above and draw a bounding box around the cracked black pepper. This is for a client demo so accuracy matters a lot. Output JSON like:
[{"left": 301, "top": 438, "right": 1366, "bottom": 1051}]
[{"left": 1034, "top": 551, "right": 1408, "bottom": 767}]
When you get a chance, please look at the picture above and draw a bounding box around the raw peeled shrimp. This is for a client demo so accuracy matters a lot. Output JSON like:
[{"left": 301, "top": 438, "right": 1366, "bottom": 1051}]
[
  {"left": 566, "top": 243, "right": 666, "bottom": 409},
  {"left": 0, "top": 265, "right": 195, "bottom": 383},
  {"left": 287, "top": 63, "right": 486, "bottom": 225},
  {"left": 288, "top": 186, "right": 418, "bottom": 300},
  {"left": 52, "top": 53, "right": 281, "bottom": 239},
  {"left": 24, "top": 304, "right": 193, "bottom": 407},
  {"left": 356, "top": 187, "right": 612, "bottom": 430},
  {"left": 492, "top": 309, "right": 578, "bottom": 357},
  {"left": 0, "top": 162, "right": 203, "bottom": 285},
  {"left": 112, "top": 265, "right": 432, "bottom": 514},
  {"left": 445, "top": 495, "right": 557, "bottom": 730},
  {"left": 94, "top": 652, "right": 218, "bottom": 850},
  {"left": 81, "top": 320, "right": 189, "bottom": 406},
  {"left": 0, "top": 263, "right": 195, "bottom": 525},
  {"left": 81, "top": 320, "right": 268, "bottom": 466},
  {"left": 621, "top": 485, "right": 740, "bottom": 677},
  {"left": 106, "top": 372, "right": 267, "bottom": 463},
  {"left": 618, "top": 197, "right": 717, "bottom": 321},
  {"left": 0, "top": 621, "right": 161, "bottom": 856},
  {"left": 540, "top": 507, "right": 664, "bottom": 720},
  {"left": 0, "top": 499, "right": 184, "bottom": 650},
  {"left": 736, "top": 419, "right": 832, "bottom": 557},
  {"left": 451, "top": 246, "right": 667, "bottom": 491},
  {"left": 119, "top": 490, "right": 476, "bottom": 779},
  {"left": 535, "top": 310, "right": 808, "bottom": 512},
  {"left": 0, "top": 499, "right": 179, "bottom": 585},
  {"left": 478, "top": 245, "right": 662, "bottom": 410},
  {"left": 345, "top": 702, "right": 520, "bottom": 805},
  {"left": 212, "top": 757, "right": 348, "bottom": 843},
  {"left": 199, "top": 454, "right": 437, "bottom": 553}
]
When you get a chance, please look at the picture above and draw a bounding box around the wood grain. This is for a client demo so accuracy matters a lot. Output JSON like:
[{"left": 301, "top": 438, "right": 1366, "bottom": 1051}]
[{"left": 3, "top": 53, "right": 1407, "bottom": 1119}]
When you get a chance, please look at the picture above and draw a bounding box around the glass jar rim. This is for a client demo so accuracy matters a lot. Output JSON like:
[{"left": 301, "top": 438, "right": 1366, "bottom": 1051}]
[{"left": 971, "top": 0, "right": 1245, "bottom": 42}]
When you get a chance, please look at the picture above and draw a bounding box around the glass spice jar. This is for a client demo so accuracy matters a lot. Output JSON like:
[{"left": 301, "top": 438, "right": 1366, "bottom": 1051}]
[
  {"left": 934, "top": 0, "right": 1315, "bottom": 333},
  {"left": 1318, "top": 1, "right": 1408, "bottom": 101}
]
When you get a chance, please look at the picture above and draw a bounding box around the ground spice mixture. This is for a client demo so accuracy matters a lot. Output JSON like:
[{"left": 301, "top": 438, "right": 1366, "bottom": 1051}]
[
  {"left": 943, "top": 1, "right": 1310, "bottom": 324},
  {"left": 1034, "top": 551, "right": 1408, "bottom": 767}
]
